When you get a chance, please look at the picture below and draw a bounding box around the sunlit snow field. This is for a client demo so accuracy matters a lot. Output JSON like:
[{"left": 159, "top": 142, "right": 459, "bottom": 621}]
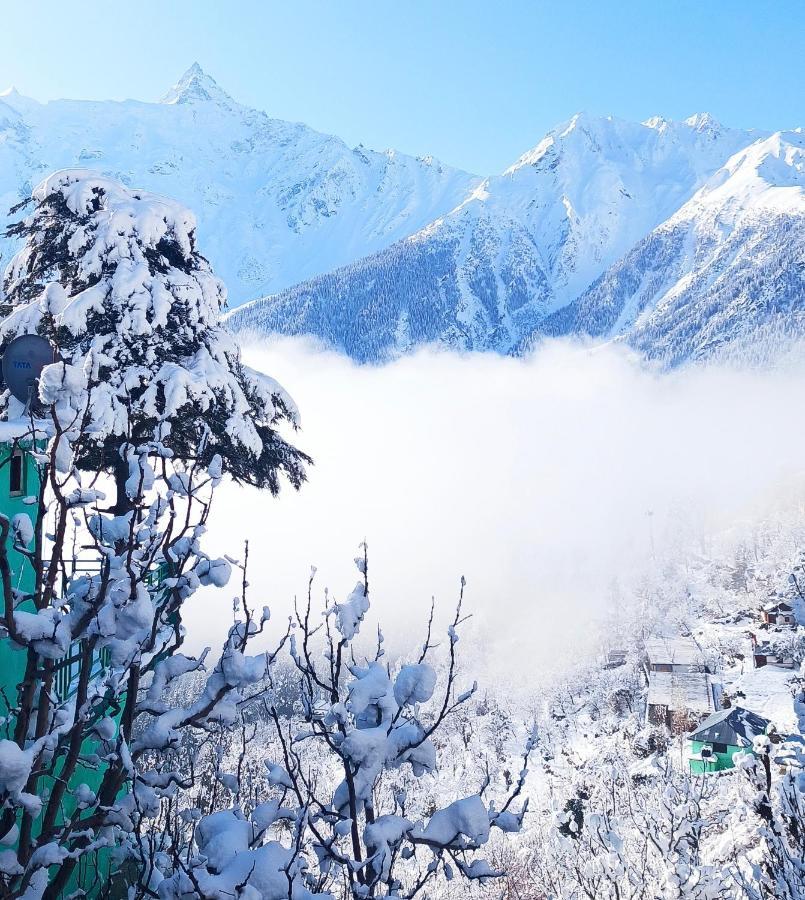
[{"left": 185, "top": 336, "right": 805, "bottom": 689}]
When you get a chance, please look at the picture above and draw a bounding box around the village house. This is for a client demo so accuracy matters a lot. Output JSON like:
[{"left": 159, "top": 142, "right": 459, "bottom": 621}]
[
  {"left": 750, "top": 595, "right": 798, "bottom": 668},
  {"left": 761, "top": 598, "right": 796, "bottom": 627},
  {"left": 644, "top": 635, "right": 718, "bottom": 734},
  {"left": 687, "top": 706, "right": 771, "bottom": 774},
  {"left": 751, "top": 634, "right": 796, "bottom": 669},
  {"left": 647, "top": 670, "right": 719, "bottom": 734}
]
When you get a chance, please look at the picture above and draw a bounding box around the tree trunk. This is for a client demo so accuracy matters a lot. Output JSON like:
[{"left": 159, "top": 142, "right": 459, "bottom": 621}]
[{"left": 111, "top": 454, "right": 134, "bottom": 516}]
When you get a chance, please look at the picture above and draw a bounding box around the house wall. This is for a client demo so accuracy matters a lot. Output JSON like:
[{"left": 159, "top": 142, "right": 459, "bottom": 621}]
[
  {"left": 0, "top": 441, "right": 42, "bottom": 711},
  {"left": 647, "top": 703, "right": 668, "bottom": 728},
  {"left": 650, "top": 663, "right": 704, "bottom": 673},
  {"left": 648, "top": 704, "right": 704, "bottom": 735},
  {"left": 668, "top": 708, "right": 703, "bottom": 736},
  {"left": 0, "top": 441, "right": 122, "bottom": 896},
  {"left": 763, "top": 610, "right": 795, "bottom": 626},
  {"left": 0, "top": 441, "right": 40, "bottom": 593},
  {"left": 754, "top": 653, "right": 795, "bottom": 669},
  {"left": 688, "top": 740, "right": 745, "bottom": 774}
]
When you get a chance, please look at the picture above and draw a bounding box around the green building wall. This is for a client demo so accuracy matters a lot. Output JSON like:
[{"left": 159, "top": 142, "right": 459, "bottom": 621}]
[
  {"left": 0, "top": 440, "right": 42, "bottom": 713},
  {"left": 0, "top": 440, "right": 127, "bottom": 897},
  {"left": 0, "top": 441, "right": 39, "bottom": 592},
  {"left": 688, "top": 740, "right": 746, "bottom": 774}
]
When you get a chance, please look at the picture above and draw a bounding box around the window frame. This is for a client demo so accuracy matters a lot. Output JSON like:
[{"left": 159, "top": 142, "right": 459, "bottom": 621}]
[{"left": 9, "top": 447, "right": 25, "bottom": 497}]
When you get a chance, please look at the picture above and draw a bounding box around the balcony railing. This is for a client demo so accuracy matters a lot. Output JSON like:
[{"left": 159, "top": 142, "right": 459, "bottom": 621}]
[{"left": 52, "top": 559, "right": 170, "bottom": 702}]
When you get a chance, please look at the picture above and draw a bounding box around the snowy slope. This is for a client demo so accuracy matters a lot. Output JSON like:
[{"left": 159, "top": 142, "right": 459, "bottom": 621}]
[
  {"left": 536, "top": 130, "right": 805, "bottom": 365},
  {"left": 228, "top": 113, "right": 772, "bottom": 359},
  {"left": 0, "top": 65, "right": 479, "bottom": 305},
  {"left": 462, "top": 111, "right": 760, "bottom": 308},
  {"left": 2, "top": 71, "right": 800, "bottom": 366}
]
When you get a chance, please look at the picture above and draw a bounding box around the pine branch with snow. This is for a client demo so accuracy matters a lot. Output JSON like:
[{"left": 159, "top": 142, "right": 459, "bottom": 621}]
[{"left": 0, "top": 170, "right": 310, "bottom": 511}]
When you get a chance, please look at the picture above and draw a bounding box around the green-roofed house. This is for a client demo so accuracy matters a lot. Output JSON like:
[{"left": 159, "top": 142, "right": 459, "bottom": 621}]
[{"left": 687, "top": 706, "right": 771, "bottom": 774}]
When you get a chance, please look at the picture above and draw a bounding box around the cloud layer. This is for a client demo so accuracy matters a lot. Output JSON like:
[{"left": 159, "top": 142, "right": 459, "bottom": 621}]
[{"left": 184, "top": 338, "right": 805, "bottom": 685}]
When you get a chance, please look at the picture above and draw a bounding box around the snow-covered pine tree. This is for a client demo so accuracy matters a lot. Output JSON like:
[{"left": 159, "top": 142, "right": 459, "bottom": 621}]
[
  {"left": 0, "top": 171, "right": 540, "bottom": 899},
  {"left": 0, "top": 169, "right": 310, "bottom": 510}
]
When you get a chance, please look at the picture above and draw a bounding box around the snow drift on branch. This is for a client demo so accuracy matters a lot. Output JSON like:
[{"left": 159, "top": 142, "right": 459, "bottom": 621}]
[{"left": 0, "top": 169, "right": 308, "bottom": 491}]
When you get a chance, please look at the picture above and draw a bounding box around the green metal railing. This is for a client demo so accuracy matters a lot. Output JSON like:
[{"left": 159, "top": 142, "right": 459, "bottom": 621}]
[
  {"left": 52, "top": 560, "right": 170, "bottom": 702},
  {"left": 53, "top": 645, "right": 112, "bottom": 702}
]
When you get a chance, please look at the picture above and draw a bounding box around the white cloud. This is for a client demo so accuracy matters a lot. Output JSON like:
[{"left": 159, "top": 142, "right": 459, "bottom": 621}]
[{"left": 184, "top": 337, "right": 805, "bottom": 685}]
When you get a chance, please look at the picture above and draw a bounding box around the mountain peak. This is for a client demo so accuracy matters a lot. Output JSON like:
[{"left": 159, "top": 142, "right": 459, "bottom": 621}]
[
  {"left": 0, "top": 85, "right": 39, "bottom": 114},
  {"left": 643, "top": 115, "right": 670, "bottom": 131},
  {"left": 684, "top": 112, "right": 722, "bottom": 133},
  {"left": 505, "top": 113, "right": 626, "bottom": 176},
  {"left": 160, "top": 63, "right": 236, "bottom": 107},
  {"left": 557, "top": 111, "right": 593, "bottom": 137}
]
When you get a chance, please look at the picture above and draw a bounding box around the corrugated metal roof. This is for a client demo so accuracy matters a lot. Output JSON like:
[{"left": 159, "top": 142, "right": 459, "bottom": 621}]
[
  {"left": 647, "top": 671, "right": 714, "bottom": 712},
  {"left": 688, "top": 706, "right": 770, "bottom": 747},
  {"left": 645, "top": 636, "right": 704, "bottom": 666}
]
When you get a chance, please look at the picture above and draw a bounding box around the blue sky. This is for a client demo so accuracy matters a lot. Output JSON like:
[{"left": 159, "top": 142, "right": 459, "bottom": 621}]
[{"left": 0, "top": 1, "right": 802, "bottom": 174}]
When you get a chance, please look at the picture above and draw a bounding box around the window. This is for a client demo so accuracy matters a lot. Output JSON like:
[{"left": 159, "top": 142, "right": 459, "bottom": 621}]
[
  {"left": 9, "top": 449, "right": 24, "bottom": 496},
  {"left": 712, "top": 742, "right": 728, "bottom": 754}
]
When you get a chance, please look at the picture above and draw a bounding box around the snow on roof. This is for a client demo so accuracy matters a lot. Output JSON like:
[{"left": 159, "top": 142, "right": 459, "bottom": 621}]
[
  {"left": 762, "top": 599, "right": 793, "bottom": 612},
  {"left": 0, "top": 418, "right": 48, "bottom": 443},
  {"left": 647, "top": 671, "right": 714, "bottom": 712},
  {"left": 732, "top": 665, "right": 798, "bottom": 731},
  {"left": 688, "top": 706, "right": 770, "bottom": 747},
  {"left": 645, "top": 635, "right": 704, "bottom": 666}
]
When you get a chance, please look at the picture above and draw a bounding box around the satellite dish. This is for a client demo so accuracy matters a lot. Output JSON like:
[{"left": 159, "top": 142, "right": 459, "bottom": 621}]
[{"left": 1, "top": 334, "right": 57, "bottom": 407}]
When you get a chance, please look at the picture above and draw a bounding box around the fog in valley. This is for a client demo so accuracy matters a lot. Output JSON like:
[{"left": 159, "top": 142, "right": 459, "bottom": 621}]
[{"left": 185, "top": 336, "right": 805, "bottom": 688}]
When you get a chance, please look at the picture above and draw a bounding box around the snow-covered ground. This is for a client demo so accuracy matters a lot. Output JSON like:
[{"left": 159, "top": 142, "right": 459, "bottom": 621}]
[
  {"left": 176, "top": 484, "right": 805, "bottom": 897},
  {"left": 168, "top": 336, "right": 805, "bottom": 896}
]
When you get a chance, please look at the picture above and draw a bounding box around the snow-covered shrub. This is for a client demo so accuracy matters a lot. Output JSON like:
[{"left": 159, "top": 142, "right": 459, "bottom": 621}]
[
  {"left": 556, "top": 790, "right": 587, "bottom": 840},
  {"left": 155, "top": 556, "right": 534, "bottom": 899},
  {"left": 631, "top": 725, "right": 669, "bottom": 759},
  {"left": 720, "top": 735, "right": 805, "bottom": 900}
]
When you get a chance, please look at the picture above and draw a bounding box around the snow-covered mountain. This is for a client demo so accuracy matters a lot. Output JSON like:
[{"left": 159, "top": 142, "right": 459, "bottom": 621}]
[
  {"left": 536, "top": 130, "right": 805, "bottom": 365},
  {"left": 229, "top": 114, "right": 805, "bottom": 365},
  {"left": 0, "top": 64, "right": 479, "bottom": 305},
  {"left": 1, "top": 69, "right": 800, "bottom": 366}
]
